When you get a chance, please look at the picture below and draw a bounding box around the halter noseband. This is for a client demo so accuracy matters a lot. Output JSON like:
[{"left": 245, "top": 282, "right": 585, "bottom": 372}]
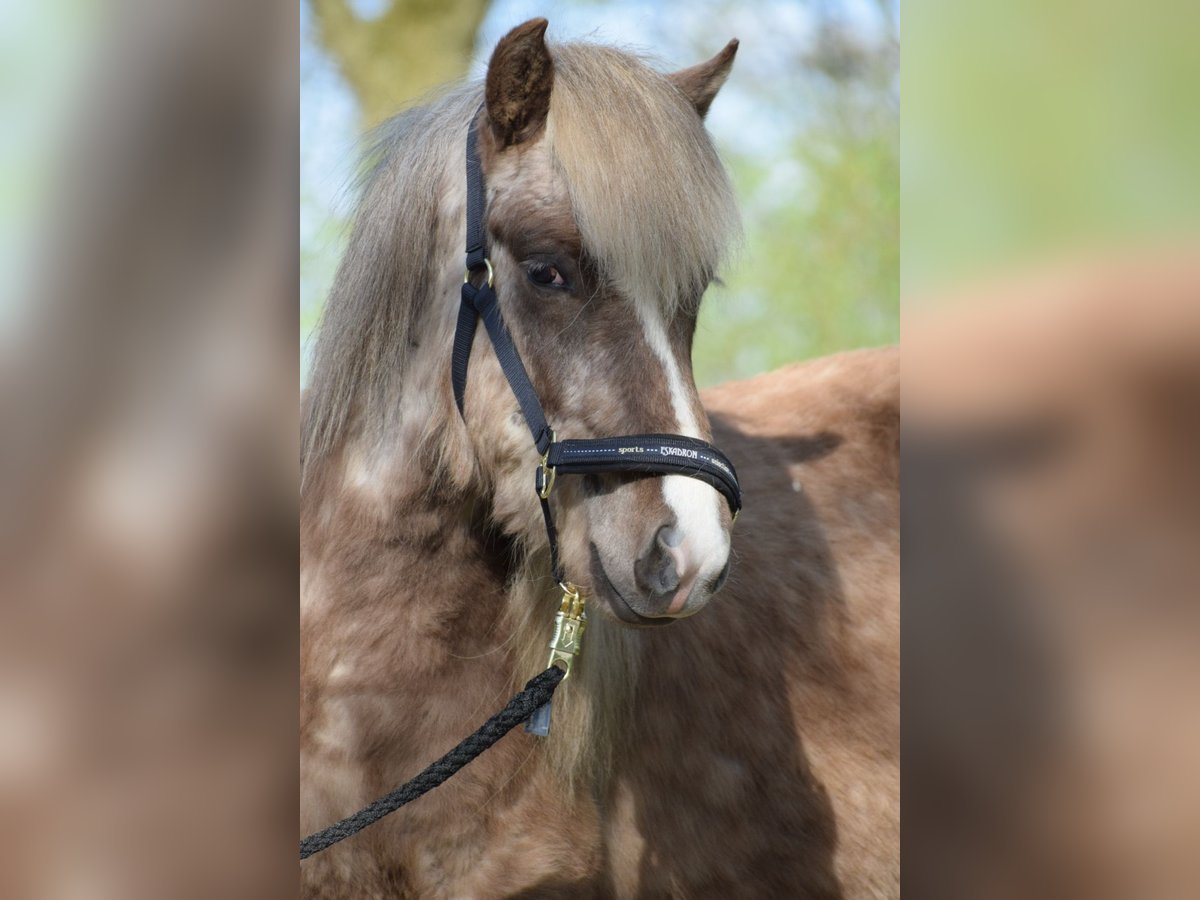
[{"left": 451, "top": 113, "right": 742, "bottom": 593}]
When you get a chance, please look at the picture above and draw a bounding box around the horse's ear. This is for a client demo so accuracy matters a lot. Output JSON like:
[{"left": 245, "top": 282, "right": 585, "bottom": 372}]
[
  {"left": 485, "top": 18, "right": 555, "bottom": 148},
  {"left": 668, "top": 38, "right": 739, "bottom": 119}
]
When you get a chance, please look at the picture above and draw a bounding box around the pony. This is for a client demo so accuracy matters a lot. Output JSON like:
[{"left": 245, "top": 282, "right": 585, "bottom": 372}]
[{"left": 301, "top": 19, "right": 899, "bottom": 898}]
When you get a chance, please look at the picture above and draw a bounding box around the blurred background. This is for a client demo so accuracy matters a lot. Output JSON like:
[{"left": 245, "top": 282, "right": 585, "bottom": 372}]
[
  {"left": 300, "top": 0, "right": 900, "bottom": 387},
  {"left": 903, "top": 0, "right": 1200, "bottom": 293},
  {"left": 902, "top": 2, "right": 1200, "bottom": 897},
  {"left": 1, "top": 2, "right": 299, "bottom": 897},
  {"left": 3, "top": 0, "right": 1200, "bottom": 897}
]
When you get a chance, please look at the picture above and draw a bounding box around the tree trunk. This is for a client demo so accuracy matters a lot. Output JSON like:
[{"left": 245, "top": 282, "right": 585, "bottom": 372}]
[{"left": 310, "top": 0, "right": 489, "bottom": 128}]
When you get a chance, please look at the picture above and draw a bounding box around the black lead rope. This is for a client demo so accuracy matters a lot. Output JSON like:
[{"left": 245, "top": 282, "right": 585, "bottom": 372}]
[
  {"left": 300, "top": 667, "right": 565, "bottom": 860},
  {"left": 301, "top": 111, "right": 745, "bottom": 863}
]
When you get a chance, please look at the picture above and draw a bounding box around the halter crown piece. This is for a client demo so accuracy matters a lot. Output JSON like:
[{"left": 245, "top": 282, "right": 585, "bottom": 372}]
[{"left": 451, "top": 115, "right": 743, "bottom": 736}]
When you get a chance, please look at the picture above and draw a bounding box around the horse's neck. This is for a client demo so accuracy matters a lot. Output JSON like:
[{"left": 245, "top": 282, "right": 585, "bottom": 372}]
[
  {"left": 303, "top": 361, "right": 529, "bottom": 661},
  {"left": 302, "top": 340, "right": 641, "bottom": 784},
  {"left": 318, "top": 448, "right": 507, "bottom": 610}
]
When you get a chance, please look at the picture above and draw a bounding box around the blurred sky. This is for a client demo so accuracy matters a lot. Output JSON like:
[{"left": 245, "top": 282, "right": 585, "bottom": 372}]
[{"left": 0, "top": 0, "right": 97, "bottom": 341}]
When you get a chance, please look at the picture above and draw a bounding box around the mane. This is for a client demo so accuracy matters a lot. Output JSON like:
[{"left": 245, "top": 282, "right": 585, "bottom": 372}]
[
  {"left": 301, "top": 41, "right": 740, "bottom": 482},
  {"left": 301, "top": 83, "right": 481, "bottom": 482}
]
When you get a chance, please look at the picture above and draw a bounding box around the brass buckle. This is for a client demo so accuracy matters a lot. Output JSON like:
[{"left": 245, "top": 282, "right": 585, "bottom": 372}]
[
  {"left": 538, "top": 429, "right": 557, "bottom": 499},
  {"left": 463, "top": 258, "right": 494, "bottom": 287}
]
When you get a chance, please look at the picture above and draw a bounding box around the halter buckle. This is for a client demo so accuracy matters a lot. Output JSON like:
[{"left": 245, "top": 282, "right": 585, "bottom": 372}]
[
  {"left": 538, "top": 429, "right": 557, "bottom": 499},
  {"left": 463, "top": 258, "right": 494, "bottom": 287}
]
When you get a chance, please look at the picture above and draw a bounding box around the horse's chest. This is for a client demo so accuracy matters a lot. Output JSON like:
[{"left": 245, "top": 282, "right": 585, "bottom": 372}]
[{"left": 393, "top": 759, "right": 607, "bottom": 898}]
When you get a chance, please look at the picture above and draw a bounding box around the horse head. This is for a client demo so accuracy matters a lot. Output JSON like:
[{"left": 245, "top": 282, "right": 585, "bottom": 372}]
[{"left": 461, "top": 20, "right": 742, "bottom": 624}]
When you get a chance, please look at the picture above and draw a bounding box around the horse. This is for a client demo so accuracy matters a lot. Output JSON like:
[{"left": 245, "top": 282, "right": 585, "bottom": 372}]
[{"left": 301, "top": 19, "right": 899, "bottom": 898}]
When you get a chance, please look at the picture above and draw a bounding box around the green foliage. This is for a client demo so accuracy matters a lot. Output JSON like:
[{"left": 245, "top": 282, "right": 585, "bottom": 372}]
[
  {"left": 695, "top": 125, "right": 899, "bottom": 387},
  {"left": 903, "top": 0, "right": 1200, "bottom": 291}
]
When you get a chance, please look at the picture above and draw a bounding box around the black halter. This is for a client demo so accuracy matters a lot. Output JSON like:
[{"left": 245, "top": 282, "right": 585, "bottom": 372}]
[{"left": 451, "top": 116, "right": 742, "bottom": 584}]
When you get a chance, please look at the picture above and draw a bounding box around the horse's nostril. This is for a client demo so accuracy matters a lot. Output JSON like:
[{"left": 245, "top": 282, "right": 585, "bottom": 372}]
[
  {"left": 635, "top": 524, "right": 682, "bottom": 597},
  {"left": 656, "top": 553, "right": 681, "bottom": 594},
  {"left": 657, "top": 526, "right": 683, "bottom": 550}
]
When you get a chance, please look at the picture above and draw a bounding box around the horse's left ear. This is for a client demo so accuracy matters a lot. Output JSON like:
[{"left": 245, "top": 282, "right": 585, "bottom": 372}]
[
  {"left": 668, "top": 38, "right": 739, "bottom": 119},
  {"left": 485, "top": 18, "right": 555, "bottom": 148}
]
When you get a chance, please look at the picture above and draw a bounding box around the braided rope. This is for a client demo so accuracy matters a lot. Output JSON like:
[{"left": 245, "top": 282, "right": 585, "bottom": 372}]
[{"left": 300, "top": 666, "right": 566, "bottom": 860}]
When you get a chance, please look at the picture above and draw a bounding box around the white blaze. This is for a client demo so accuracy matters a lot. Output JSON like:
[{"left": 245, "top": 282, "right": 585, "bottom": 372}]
[{"left": 633, "top": 301, "right": 730, "bottom": 586}]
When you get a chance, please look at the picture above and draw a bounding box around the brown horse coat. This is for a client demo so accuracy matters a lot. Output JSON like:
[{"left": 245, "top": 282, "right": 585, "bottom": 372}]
[{"left": 301, "top": 348, "right": 899, "bottom": 898}]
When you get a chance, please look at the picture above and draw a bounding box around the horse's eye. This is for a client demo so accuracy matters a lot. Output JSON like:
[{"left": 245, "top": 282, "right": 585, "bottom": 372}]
[{"left": 526, "top": 262, "right": 566, "bottom": 289}]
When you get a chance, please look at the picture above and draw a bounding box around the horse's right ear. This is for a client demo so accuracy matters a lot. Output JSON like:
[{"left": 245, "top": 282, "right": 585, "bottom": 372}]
[
  {"left": 668, "top": 38, "right": 739, "bottom": 119},
  {"left": 485, "top": 18, "right": 554, "bottom": 148}
]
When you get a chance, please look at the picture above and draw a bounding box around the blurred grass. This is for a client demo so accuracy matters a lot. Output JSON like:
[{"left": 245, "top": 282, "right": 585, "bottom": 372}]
[{"left": 903, "top": 0, "right": 1200, "bottom": 295}]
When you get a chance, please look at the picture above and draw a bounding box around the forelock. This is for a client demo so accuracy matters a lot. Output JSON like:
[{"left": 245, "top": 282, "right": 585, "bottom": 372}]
[{"left": 545, "top": 43, "right": 741, "bottom": 314}]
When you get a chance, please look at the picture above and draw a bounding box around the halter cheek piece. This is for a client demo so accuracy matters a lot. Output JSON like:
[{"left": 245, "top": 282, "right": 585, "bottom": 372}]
[{"left": 451, "top": 115, "right": 742, "bottom": 728}]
